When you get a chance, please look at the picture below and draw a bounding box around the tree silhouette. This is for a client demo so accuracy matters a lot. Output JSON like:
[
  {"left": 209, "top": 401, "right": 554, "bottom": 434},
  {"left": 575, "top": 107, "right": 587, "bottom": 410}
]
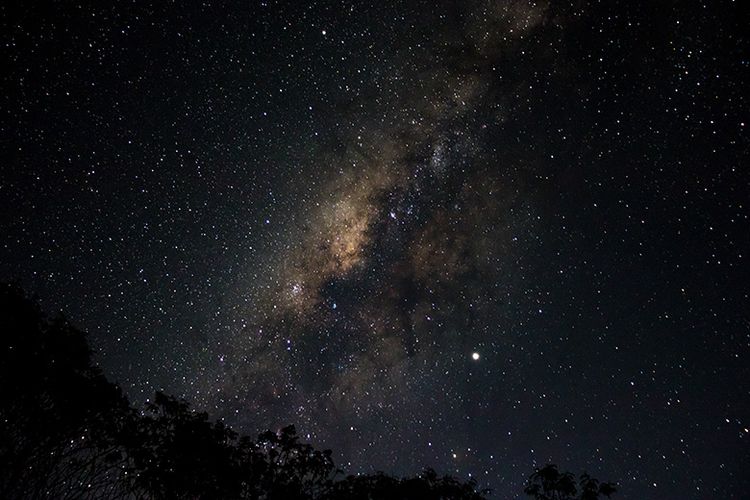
[
  {"left": 124, "top": 391, "right": 243, "bottom": 499},
  {"left": 524, "top": 464, "right": 617, "bottom": 500},
  {"left": 0, "top": 282, "right": 134, "bottom": 499},
  {"left": 251, "top": 425, "right": 338, "bottom": 499},
  {"left": 329, "top": 468, "right": 489, "bottom": 499},
  {"left": 1, "top": 282, "right": 617, "bottom": 499}
]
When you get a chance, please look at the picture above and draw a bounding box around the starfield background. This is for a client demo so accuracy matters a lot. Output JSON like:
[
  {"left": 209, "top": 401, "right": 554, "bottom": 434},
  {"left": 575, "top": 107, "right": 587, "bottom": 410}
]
[{"left": 1, "top": 1, "right": 748, "bottom": 498}]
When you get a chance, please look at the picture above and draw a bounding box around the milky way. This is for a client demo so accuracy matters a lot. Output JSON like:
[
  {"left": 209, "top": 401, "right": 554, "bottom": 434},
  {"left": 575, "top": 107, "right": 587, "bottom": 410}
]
[{"left": 202, "top": 0, "right": 555, "bottom": 457}]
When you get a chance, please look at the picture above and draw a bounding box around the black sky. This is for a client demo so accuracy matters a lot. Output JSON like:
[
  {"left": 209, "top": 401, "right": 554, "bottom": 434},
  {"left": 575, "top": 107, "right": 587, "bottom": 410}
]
[{"left": 2, "top": 1, "right": 749, "bottom": 498}]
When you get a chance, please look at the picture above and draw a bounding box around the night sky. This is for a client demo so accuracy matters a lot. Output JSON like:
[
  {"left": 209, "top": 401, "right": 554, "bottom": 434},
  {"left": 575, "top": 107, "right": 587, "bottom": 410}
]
[{"left": 2, "top": 1, "right": 749, "bottom": 498}]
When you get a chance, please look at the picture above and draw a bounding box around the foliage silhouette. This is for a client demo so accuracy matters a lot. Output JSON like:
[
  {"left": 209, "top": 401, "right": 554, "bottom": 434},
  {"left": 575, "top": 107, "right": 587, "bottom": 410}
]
[
  {"left": 125, "top": 391, "right": 244, "bottom": 498},
  {"left": 0, "top": 282, "right": 134, "bottom": 498},
  {"left": 1, "top": 282, "right": 616, "bottom": 499},
  {"left": 524, "top": 464, "right": 617, "bottom": 500},
  {"left": 329, "top": 468, "right": 488, "bottom": 500}
]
